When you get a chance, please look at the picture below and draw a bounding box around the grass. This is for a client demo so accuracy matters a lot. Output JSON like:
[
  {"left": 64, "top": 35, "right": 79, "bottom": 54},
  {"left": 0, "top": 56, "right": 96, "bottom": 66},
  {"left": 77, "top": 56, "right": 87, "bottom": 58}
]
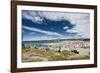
[
  {"left": 48, "top": 53, "right": 66, "bottom": 61},
  {"left": 31, "top": 58, "right": 43, "bottom": 62},
  {"left": 69, "top": 55, "right": 90, "bottom": 60},
  {"left": 22, "top": 48, "right": 90, "bottom": 62}
]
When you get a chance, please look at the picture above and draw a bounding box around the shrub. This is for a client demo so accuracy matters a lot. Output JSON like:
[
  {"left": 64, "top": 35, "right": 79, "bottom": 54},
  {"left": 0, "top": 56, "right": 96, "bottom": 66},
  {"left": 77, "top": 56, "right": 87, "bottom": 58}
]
[{"left": 71, "top": 50, "right": 79, "bottom": 54}]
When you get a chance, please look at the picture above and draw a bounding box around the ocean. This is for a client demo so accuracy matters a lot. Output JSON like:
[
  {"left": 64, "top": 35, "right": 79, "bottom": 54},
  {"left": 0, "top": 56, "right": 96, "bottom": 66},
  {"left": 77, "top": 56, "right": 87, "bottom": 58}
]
[{"left": 22, "top": 39, "right": 90, "bottom": 46}]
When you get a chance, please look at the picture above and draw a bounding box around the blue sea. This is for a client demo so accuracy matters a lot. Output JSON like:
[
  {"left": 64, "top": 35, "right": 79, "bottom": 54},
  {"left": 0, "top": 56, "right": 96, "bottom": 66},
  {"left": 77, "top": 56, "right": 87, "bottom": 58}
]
[{"left": 22, "top": 39, "right": 90, "bottom": 46}]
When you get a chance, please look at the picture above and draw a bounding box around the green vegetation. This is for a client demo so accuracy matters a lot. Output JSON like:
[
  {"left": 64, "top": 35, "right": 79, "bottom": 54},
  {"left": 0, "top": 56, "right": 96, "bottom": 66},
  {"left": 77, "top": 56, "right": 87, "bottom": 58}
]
[
  {"left": 48, "top": 53, "right": 66, "bottom": 61},
  {"left": 31, "top": 58, "right": 43, "bottom": 62},
  {"left": 22, "top": 48, "right": 89, "bottom": 62},
  {"left": 69, "top": 55, "right": 90, "bottom": 60}
]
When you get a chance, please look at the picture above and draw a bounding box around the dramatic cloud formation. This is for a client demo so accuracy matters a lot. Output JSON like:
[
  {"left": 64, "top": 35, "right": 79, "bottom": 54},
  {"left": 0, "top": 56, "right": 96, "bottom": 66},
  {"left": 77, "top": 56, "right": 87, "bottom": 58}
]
[
  {"left": 23, "top": 25, "right": 62, "bottom": 36},
  {"left": 22, "top": 10, "right": 90, "bottom": 41}
]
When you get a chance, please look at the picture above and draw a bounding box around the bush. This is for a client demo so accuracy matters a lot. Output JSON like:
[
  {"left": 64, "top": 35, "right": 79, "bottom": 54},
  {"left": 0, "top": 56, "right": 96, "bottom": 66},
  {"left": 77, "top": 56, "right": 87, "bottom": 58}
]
[{"left": 71, "top": 50, "right": 79, "bottom": 54}]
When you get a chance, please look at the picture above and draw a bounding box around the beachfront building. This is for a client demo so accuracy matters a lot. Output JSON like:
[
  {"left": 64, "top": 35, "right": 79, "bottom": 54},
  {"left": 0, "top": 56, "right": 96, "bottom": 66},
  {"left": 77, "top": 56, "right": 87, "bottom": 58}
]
[
  {"left": 47, "top": 40, "right": 90, "bottom": 51},
  {"left": 45, "top": 40, "right": 90, "bottom": 55},
  {"left": 23, "top": 39, "right": 90, "bottom": 55}
]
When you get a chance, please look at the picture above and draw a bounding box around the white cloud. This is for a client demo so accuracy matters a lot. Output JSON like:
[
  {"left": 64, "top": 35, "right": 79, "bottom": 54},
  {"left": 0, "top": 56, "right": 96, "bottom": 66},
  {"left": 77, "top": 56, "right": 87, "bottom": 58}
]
[
  {"left": 32, "top": 35, "right": 63, "bottom": 41},
  {"left": 29, "top": 32, "right": 36, "bottom": 35},
  {"left": 22, "top": 11, "right": 90, "bottom": 38},
  {"left": 22, "top": 11, "right": 43, "bottom": 24},
  {"left": 63, "top": 26, "right": 69, "bottom": 29},
  {"left": 66, "top": 29, "right": 78, "bottom": 33},
  {"left": 22, "top": 25, "right": 62, "bottom": 36},
  {"left": 38, "top": 12, "right": 90, "bottom": 38}
]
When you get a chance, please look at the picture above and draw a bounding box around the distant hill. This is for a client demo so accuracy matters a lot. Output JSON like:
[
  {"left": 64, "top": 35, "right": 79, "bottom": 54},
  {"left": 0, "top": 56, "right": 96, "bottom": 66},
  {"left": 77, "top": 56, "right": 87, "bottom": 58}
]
[{"left": 23, "top": 38, "right": 90, "bottom": 43}]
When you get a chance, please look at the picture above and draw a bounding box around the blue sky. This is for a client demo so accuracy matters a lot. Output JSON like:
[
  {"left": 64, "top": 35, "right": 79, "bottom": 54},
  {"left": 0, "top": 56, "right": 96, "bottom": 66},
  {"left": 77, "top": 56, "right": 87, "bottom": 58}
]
[{"left": 22, "top": 10, "right": 90, "bottom": 41}]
